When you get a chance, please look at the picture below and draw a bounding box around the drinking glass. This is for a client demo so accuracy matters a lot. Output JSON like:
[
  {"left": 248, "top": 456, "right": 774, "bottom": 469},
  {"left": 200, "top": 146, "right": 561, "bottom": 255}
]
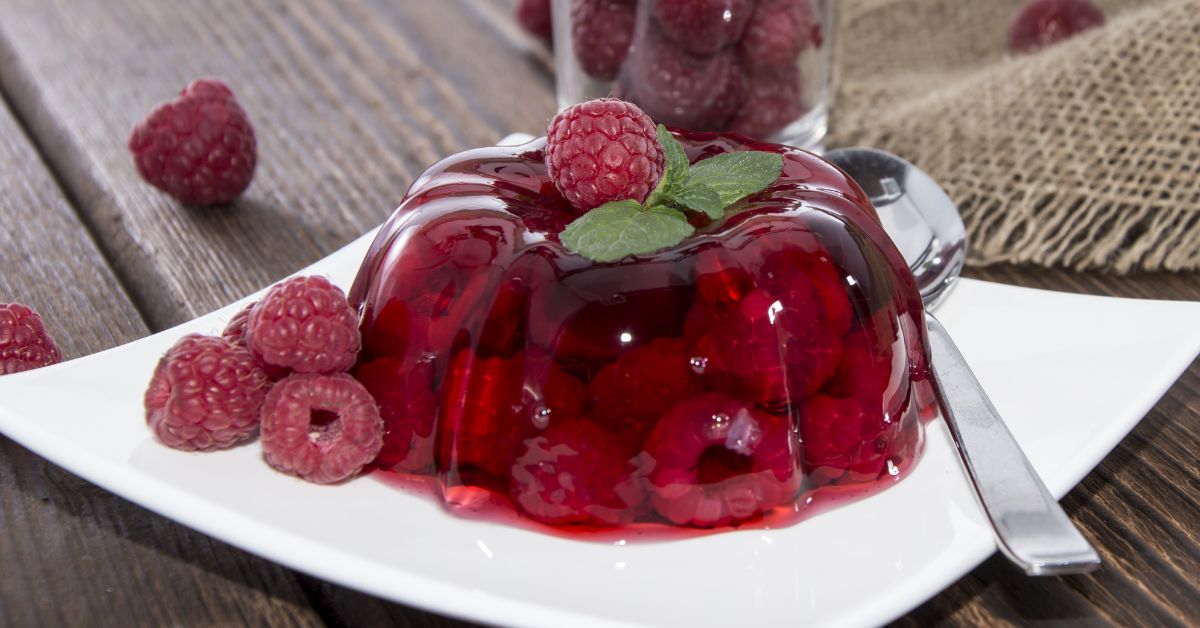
[{"left": 552, "top": 0, "right": 836, "bottom": 150}]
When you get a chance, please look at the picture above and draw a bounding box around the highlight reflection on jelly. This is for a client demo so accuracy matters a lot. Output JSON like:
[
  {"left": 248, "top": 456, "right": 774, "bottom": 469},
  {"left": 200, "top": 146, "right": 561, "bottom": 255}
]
[{"left": 348, "top": 129, "right": 937, "bottom": 536}]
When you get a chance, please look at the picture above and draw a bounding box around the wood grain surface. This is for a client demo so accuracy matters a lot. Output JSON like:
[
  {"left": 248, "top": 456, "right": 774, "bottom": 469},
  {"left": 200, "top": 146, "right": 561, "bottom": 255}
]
[
  {"left": 0, "top": 93, "right": 324, "bottom": 626},
  {"left": 0, "top": 0, "right": 1196, "bottom": 626}
]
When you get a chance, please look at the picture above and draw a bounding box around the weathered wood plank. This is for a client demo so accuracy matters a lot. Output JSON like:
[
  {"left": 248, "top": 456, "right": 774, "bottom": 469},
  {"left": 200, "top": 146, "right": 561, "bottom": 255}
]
[
  {"left": 0, "top": 93, "right": 324, "bottom": 625},
  {"left": 0, "top": 0, "right": 558, "bottom": 330}
]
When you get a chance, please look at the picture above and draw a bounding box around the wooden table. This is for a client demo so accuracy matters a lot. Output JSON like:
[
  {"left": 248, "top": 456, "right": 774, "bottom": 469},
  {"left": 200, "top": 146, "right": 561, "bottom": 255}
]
[{"left": 1, "top": 1, "right": 1197, "bottom": 626}]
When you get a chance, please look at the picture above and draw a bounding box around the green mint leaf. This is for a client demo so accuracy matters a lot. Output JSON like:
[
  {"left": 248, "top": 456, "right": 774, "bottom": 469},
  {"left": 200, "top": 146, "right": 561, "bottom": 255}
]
[
  {"left": 685, "top": 151, "right": 783, "bottom": 207},
  {"left": 657, "top": 124, "right": 690, "bottom": 191},
  {"left": 673, "top": 183, "right": 723, "bottom": 219},
  {"left": 560, "top": 200, "right": 694, "bottom": 263}
]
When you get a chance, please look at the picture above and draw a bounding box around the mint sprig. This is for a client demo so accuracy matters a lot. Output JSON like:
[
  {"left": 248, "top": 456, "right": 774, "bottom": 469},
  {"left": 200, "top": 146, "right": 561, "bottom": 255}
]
[
  {"left": 560, "top": 201, "right": 694, "bottom": 263},
  {"left": 562, "top": 125, "right": 783, "bottom": 263}
]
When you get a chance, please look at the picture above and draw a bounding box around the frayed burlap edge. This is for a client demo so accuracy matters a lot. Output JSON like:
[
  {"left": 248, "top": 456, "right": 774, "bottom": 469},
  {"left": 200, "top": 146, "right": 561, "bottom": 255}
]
[{"left": 830, "top": 0, "right": 1200, "bottom": 273}]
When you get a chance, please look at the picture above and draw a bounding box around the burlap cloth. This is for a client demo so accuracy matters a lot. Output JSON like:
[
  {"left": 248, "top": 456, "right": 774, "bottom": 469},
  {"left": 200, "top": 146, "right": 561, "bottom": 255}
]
[{"left": 829, "top": 0, "right": 1200, "bottom": 273}]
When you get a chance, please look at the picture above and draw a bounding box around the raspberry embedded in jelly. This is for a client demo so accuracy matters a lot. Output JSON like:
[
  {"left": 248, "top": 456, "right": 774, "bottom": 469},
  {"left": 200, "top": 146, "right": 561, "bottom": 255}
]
[{"left": 349, "top": 128, "right": 934, "bottom": 533}]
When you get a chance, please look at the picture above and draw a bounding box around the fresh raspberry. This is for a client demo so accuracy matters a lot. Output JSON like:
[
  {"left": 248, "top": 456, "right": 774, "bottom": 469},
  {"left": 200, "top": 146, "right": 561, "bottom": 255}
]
[
  {"left": 0, "top": 303, "right": 62, "bottom": 375},
  {"left": 510, "top": 418, "right": 645, "bottom": 526},
  {"left": 516, "top": 0, "right": 554, "bottom": 45},
  {"left": 588, "top": 338, "right": 698, "bottom": 447},
  {"left": 653, "top": 0, "right": 755, "bottom": 56},
  {"left": 625, "top": 36, "right": 745, "bottom": 130},
  {"left": 728, "top": 65, "right": 805, "bottom": 139},
  {"left": 571, "top": 0, "right": 636, "bottom": 80},
  {"left": 644, "top": 393, "right": 801, "bottom": 527},
  {"left": 353, "top": 357, "right": 437, "bottom": 472},
  {"left": 545, "top": 98, "right": 665, "bottom": 211},
  {"left": 128, "top": 78, "right": 256, "bottom": 206},
  {"left": 246, "top": 276, "right": 361, "bottom": 374},
  {"left": 260, "top": 372, "right": 383, "bottom": 484},
  {"left": 1010, "top": 0, "right": 1105, "bottom": 54},
  {"left": 739, "top": 0, "right": 820, "bottom": 70},
  {"left": 144, "top": 334, "right": 268, "bottom": 451},
  {"left": 222, "top": 302, "right": 290, "bottom": 380}
]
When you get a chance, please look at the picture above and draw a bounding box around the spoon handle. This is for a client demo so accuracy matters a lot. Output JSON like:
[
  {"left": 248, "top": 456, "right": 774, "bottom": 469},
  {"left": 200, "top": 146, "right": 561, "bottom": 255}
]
[{"left": 924, "top": 313, "right": 1101, "bottom": 575}]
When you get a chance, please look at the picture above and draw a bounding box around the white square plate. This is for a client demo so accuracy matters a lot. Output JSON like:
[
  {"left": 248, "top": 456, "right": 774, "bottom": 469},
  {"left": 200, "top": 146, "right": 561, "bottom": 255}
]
[{"left": 2, "top": 228, "right": 1199, "bottom": 628}]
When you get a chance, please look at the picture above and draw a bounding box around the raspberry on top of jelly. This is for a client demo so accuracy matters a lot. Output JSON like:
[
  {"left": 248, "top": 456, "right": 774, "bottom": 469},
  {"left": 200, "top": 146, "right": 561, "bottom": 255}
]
[{"left": 349, "top": 128, "right": 933, "bottom": 531}]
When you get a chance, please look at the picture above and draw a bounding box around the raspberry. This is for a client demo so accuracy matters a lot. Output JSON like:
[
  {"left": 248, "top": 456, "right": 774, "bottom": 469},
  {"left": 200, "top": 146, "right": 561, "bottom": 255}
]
[
  {"left": 690, "top": 286, "right": 841, "bottom": 408},
  {"left": 1010, "top": 0, "right": 1105, "bottom": 54},
  {"left": 0, "top": 303, "right": 62, "bottom": 375},
  {"left": 571, "top": 0, "right": 636, "bottom": 80},
  {"left": 799, "top": 394, "right": 910, "bottom": 484},
  {"left": 128, "top": 78, "right": 256, "bottom": 206},
  {"left": 437, "top": 352, "right": 528, "bottom": 486},
  {"left": 246, "top": 276, "right": 361, "bottom": 374},
  {"left": 353, "top": 357, "right": 437, "bottom": 472},
  {"left": 653, "top": 0, "right": 755, "bottom": 56},
  {"left": 757, "top": 244, "right": 852, "bottom": 336},
  {"left": 644, "top": 393, "right": 801, "bottom": 527},
  {"left": 588, "top": 338, "right": 698, "bottom": 448},
  {"left": 824, "top": 329, "right": 894, "bottom": 403},
  {"left": 260, "top": 372, "right": 383, "bottom": 484},
  {"left": 222, "top": 302, "right": 291, "bottom": 380},
  {"left": 625, "top": 36, "right": 745, "bottom": 130},
  {"left": 545, "top": 98, "right": 665, "bottom": 211},
  {"left": 728, "top": 65, "right": 804, "bottom": 139},
  {"left": 510, "top": 419, "right": 645, "bottom": 526},
  {"left": 144, "top": 334, "right": 268, "bottom": 451},
  {"left": 739, "top": 0, "right": 820, "bottom": 70},
  {"left": 516, "top": 0, "right": 553, "bottom": 45}
]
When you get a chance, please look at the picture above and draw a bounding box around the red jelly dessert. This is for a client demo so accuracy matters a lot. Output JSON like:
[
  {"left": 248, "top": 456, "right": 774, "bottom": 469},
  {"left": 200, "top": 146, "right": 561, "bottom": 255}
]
[{"left": 349, "top": 128, "right": 934, "bottom": 531}]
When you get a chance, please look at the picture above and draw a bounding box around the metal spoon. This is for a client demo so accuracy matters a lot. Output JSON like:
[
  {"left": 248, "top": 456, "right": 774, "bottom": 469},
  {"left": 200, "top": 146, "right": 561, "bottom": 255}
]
[{"left": 825, "top": 147, "right": 1101, "bottom": 576}]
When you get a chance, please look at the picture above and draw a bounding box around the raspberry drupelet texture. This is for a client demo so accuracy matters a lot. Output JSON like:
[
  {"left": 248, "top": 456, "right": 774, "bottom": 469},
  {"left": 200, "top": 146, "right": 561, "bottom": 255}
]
[
  {"left": 545, "top": 98, "right": 665, "bottom": 212},
  {"left": 510, "top": 418, "right": 646, "bottom": 526},
  {"left": 588, "top": 337, "right": 699, "bottom": 448},
  {"left": 653, "top": 0, "right": 756, "bottom": 56},
  {"left": 728, "top": 65, "right": 805, "bottom": 139},
  {"left": 644, "top": 393, "right": 801, "bottom": 527},
  {"left": 144, "top": 334, "right": 269, "bottom": 451},
  {"left": 222, "top": 301, "right": 290, "bottom": 380},
  {"left": 353, "top": 357, "right": 438, "bottom": 472},
  {"left": 0, "top": 303, "right": 62, "bottom": 375},
  {"left": 128, "top": 78, "right": 256, "bottom": 206},
  {"left": 1010, "top": 0, "right": 1105, "bottom": 53},
  {"left": 625, "top": 35, "right": 745, "bottom": 130},
  {"left": 571, "top": 0, "right": 636, "bottom": 81},
  {"left": 260, "top": 372, "right": 384, "bottom": 484},
  {"left": 739, "top": 0, "right": 820, "bottom": 70},
  {"left": 246, "top": 276, "right": 361, "bottom": 374}
]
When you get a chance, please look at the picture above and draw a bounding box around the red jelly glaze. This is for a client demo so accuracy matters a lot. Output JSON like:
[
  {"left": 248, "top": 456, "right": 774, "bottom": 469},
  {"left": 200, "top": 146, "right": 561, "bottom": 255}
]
[{"left": 349, "top": 129, "right": 936, "bottom": 534}]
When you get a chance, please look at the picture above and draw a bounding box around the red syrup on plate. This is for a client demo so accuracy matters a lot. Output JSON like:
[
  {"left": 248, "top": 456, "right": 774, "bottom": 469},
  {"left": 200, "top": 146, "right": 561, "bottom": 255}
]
[{"left": 349, "top": 129, "right": 937, "bottom": 537}]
